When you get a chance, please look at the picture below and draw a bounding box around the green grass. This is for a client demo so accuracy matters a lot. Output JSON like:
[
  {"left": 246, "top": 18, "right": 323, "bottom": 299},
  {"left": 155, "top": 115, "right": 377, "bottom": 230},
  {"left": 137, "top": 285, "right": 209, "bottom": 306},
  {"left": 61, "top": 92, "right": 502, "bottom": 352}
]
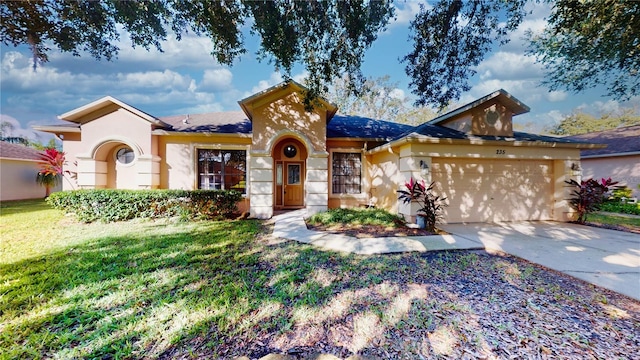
[
  {"left": 587, "top": 212, "right": 640, "bottom": 229},
  {"left": 1, "top": 200, "right": 266, "bottom": 359},
  {"left": 1, "top": 200, "right": 637, "bottom": 359},
  {"left": 306, "top": 208, "right": 404, "bottom": 227}
]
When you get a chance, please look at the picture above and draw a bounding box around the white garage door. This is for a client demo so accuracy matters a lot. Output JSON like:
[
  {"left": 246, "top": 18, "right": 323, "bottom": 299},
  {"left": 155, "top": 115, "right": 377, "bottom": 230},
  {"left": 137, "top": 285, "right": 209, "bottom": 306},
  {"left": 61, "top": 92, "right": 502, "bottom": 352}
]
[{"left": 431, "top": 158, "right": 553, "bottom": 223}]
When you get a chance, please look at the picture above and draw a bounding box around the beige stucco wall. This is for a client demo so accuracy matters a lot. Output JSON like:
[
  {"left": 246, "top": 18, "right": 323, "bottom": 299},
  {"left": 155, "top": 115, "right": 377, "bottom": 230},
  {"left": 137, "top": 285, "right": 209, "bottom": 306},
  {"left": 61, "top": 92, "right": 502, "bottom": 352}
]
[
  {"left": 250, "top": 92, "right": 327, "bottom": 153},
  {"left": 0, "top": 159, "right": 61, "bottom": 201},
  {"left": 158, "top": 134, "right": 251, "bottom": 190},
  {"left": 580, "top": 155, "right": 640, "bottom": 198},
  {"left": 368, "top": 141, "right": 581, "bottom": 223},
  {"left": 439, "top": 100, "right": 513, "bottom": 137},
  {"left": 368, "top": 149, "right": 402, "bottom": 213}
]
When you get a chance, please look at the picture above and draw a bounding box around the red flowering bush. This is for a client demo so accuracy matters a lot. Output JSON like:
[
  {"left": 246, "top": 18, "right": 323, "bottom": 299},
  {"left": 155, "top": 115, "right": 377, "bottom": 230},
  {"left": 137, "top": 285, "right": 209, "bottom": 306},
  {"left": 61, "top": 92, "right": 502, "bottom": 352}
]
[
  {"left": 566, "top": 177, "right": 619, "bottom": 223},
  {"left": 397, "top": 178, "right": 446, "bottom": 232}
]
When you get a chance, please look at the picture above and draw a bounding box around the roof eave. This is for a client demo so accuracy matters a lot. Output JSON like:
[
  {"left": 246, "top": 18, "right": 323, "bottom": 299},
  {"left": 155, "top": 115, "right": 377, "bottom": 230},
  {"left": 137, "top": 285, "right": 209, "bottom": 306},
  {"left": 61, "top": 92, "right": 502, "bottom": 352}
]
[
  {"left": 151, "top": 129, "right": 253, "bottom": 138},
  {"left": 366, "top": 134, "right": 606, "bottom": 155},
  {"left": 32, "top": 125, "right": 81, "bottom": 133}
]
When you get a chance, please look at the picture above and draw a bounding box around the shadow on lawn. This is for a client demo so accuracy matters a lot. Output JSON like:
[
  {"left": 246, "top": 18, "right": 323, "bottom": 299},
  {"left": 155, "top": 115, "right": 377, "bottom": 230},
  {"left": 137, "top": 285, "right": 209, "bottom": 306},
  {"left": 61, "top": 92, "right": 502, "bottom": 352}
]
[{"left": 1, "top": 220, "right": 639, "bottom": 359}]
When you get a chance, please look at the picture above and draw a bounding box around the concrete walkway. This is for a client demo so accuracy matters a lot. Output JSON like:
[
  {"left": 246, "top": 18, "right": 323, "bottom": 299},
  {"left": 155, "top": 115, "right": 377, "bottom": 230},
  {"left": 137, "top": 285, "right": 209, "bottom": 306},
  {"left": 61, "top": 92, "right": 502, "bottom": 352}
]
[
  {"left": 272, "top": 211, "right": 640, "bottom": 300},
  {"left": 271, "top": 209, "right": 483, "bottom": 255}
]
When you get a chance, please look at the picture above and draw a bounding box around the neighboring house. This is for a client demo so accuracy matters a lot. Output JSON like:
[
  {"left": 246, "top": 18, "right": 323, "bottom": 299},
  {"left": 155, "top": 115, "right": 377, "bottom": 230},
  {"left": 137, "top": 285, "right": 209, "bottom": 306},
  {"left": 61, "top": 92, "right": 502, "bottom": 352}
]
[
  {"left": 565, "top": 125, "right": 640, "bottom": 198},
  {"left": 0, "top": 142, "right": 60, "bottom": 201},
  {"left": 33, "top": 81, "right": 601, "bottom": 223}
]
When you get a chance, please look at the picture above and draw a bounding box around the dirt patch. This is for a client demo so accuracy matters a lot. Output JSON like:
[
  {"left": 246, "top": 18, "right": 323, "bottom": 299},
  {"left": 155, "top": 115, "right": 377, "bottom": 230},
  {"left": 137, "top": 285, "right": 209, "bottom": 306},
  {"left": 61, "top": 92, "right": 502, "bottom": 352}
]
[{"left": 306, "top": 223, "right": 442, "bottom": 238}]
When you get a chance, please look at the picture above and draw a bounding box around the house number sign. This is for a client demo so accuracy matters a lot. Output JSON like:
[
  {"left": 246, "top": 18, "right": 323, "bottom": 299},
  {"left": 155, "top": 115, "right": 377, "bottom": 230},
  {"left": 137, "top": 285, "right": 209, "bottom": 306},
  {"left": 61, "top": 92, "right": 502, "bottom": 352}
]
[{"left": 496, "top": 149, "right": 506, "bottom": 155}]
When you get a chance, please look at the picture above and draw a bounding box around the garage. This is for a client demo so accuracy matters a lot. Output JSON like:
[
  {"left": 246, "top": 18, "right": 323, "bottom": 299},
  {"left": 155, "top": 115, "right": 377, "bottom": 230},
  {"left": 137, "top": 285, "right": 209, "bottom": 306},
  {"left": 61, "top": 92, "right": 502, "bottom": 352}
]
[{"left": 431, "top": 158, "right": 554, "bottom": 223}]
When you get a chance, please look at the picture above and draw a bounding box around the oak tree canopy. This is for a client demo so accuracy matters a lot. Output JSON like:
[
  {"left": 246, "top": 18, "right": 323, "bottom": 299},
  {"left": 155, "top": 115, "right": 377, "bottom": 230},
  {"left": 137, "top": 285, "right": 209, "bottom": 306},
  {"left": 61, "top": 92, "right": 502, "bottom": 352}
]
[{"left": 1, "top": 0, "right": 637, "bottom": 110}]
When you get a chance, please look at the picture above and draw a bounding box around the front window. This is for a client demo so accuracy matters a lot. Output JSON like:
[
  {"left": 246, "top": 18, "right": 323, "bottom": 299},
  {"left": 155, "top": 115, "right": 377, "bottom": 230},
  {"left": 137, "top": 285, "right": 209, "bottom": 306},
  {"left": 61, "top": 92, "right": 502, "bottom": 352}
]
[
  {"left": 198, "top": 149, "right": 246, "bottom": 194},
  {"left": 332, "top": 152, "right": 361, "bottom": 194}
]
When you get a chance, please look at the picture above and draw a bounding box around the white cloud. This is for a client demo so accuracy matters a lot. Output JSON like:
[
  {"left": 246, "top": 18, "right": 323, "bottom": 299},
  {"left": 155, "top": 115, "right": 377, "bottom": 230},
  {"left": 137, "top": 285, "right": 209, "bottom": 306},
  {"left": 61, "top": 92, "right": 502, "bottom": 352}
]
[
  {"left": 476, "top": 52, "right": 543, "bottom": 81},
  {"left": 546, "top": 91, "right": 567, "bottom": 102},
  {"left": 0, "top": 114, "right": 57, "bottom": 142},
  {"left": 199, "top": 68, "right": 233, "bottom": 91},
  {"left": 247, "top": 72, "right": 284, "bottom": 95},
  {"left": 390, "top": 1, "right": 426, "bottom": 27}
]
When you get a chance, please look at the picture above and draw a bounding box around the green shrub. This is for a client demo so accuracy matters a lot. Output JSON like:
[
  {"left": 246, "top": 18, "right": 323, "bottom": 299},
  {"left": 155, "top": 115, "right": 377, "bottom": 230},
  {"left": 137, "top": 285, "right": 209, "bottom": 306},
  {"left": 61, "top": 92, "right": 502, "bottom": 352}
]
[
  {"left": 610, "top": 186, "right": 633, "bottom": 201},
  {"left": 599, "top": 202, "right": 640, "bottom": 215},
  {"left": 47, "top": 189, "right": 243, "bottom": 223},
  {"left": 307, "top": 208, "right": 405, "bottom": 227}
]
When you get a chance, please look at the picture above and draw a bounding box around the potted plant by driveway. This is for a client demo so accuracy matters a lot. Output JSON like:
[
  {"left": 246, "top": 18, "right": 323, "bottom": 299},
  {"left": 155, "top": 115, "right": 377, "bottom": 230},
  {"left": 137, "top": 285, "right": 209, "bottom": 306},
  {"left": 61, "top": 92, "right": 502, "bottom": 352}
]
[{"left": 397, "top": 178, "right": 446, "bottom": 232}]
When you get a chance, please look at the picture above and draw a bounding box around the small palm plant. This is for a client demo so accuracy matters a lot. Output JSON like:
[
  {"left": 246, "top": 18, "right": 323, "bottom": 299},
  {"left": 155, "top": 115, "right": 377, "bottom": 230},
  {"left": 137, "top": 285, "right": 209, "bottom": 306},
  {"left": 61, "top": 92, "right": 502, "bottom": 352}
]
[
  {"left": 397, "top": 177, "right": 446, "bottom": 232},
  {"left": 36, "top": 148, "right": 66, "bottom": 197}
]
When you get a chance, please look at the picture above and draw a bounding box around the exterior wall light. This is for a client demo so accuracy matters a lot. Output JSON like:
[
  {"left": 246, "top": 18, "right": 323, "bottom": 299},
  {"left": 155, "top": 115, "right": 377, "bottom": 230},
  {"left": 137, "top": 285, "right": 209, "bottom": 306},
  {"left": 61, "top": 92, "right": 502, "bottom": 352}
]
[
  {"left": 420, "top": 160, "right": 430, "bottom": 175},
  {"left": 570, "top": 162, "right": 582, "bottom": 176}
]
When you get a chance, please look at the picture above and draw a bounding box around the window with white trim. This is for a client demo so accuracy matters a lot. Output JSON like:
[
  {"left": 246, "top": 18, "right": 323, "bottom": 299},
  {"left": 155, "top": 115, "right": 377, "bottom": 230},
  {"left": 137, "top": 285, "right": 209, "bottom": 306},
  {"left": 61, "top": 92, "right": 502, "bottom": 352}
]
[
  {"left": 332, "top": 152, "right": 362, "bottom": 194},
  {"left": 197, "top": 149, "right": 246, "bottom": 194}
]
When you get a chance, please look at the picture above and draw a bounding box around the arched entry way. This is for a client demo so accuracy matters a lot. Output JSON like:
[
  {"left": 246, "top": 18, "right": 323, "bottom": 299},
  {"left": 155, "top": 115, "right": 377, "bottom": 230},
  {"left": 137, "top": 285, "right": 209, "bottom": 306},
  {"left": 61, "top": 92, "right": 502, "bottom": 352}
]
[
  {"left": 272, "top": 138, "right": 308, "bottom": 209},
  {"left": 93, "top": 140, "right": 139, "bottom": 189}
]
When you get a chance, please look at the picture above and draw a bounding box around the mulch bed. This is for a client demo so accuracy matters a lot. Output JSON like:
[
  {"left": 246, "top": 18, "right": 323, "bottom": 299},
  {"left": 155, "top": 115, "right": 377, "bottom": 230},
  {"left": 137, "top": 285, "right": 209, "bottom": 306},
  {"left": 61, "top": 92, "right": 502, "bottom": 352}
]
[{"left": 306, "top": 223, "right": 440, "bottom": 238}]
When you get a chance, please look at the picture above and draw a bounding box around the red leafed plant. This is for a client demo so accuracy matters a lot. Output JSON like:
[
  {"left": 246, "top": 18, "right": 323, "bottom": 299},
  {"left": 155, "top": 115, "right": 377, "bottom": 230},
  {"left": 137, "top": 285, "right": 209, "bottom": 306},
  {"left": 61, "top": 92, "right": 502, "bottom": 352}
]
[
  {"left": 566, "top": 177, "right": 619, "bottom": 223},
  {"left": 36, "top": 148, "right": 66, "bottom": 197},
  {"left": 397, "top": 177, "right": 447, "bottom": 232}
]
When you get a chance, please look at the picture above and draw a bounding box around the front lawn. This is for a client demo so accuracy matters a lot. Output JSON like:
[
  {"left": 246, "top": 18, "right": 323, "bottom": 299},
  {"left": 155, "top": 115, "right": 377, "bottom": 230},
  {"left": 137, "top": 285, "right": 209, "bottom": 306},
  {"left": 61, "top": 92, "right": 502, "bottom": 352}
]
[
  {"left": 587, "top": 212, "right": 640, "bottom": 233},
  {"left": 1, "top": 200, "right": 639, "bottom": 359}
]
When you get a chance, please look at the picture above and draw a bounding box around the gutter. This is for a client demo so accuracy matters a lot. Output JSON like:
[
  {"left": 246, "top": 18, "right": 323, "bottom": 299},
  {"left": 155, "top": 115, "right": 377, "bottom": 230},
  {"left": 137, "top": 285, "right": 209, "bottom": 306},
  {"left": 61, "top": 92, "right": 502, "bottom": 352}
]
[
  {"left": 366, "top": 134, "right": 607, "bottom": 156},
  {"left": 581, "top": 151, "right": 640, "bottom": 159}
]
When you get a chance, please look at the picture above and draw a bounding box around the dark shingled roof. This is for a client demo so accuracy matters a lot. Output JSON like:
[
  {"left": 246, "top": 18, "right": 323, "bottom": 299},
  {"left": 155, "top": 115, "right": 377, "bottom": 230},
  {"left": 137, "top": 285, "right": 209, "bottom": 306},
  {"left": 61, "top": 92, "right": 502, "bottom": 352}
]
[
  {"left": 396, "top": 122, "right": 589, "bottom": 143},
  {"left": 0, "top": 142, "right": 43, "bottom": 161},
  {"left": 327, "top": 115, "right": 415, "bottom": 140},
  {"left": 159, "top": 111, "right": 251, "bottom": 133},
  {"left": 564, "top": 124, "right": 640, "bottom": 156}
]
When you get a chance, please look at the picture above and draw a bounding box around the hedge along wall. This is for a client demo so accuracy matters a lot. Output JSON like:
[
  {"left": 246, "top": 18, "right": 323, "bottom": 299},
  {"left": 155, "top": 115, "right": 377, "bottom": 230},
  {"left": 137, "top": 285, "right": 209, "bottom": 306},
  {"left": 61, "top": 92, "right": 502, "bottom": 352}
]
[{"left": 47, "top": 189, "right": 244, "bottom": 223}]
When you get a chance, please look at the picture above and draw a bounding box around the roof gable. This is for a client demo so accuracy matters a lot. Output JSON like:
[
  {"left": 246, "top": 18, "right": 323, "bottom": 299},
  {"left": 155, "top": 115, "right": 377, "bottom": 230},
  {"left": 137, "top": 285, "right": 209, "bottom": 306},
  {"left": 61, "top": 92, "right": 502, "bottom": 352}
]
[
  {"left": 58, "top": 96, "right": 169, "bottom": 128},
  {"left": 238, "top": 80, "right": 337, "bottom": 122},
  {"left": 426, "top": 89, "right": 529, "bottom": 137}
]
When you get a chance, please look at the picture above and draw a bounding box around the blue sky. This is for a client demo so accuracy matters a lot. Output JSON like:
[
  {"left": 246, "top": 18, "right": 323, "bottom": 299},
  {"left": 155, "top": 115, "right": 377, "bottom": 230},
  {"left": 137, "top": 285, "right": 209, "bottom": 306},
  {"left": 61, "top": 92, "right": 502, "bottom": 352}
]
[{"left": 1, "top": 1, "right": 635, "bottom": 142}]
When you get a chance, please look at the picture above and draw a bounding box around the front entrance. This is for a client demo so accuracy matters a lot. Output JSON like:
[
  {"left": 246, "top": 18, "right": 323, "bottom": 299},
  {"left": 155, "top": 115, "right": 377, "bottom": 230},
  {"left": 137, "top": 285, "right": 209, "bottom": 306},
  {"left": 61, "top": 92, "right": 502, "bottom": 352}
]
[
  {"left": 273, "top": 138, "right": 308, "bottom": 209},
  {"left": 284, "top": 162, "right": 304, "bottom": 207}
]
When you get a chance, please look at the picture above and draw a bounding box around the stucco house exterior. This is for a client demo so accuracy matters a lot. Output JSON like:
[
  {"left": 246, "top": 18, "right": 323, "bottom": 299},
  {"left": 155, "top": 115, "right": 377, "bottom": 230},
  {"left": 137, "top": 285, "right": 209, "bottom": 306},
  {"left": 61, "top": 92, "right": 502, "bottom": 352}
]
[
  {"left": 566, "top": 124, "right": 640, "bottom": 198},
  {"left": 34, "top": 81, "right": 601, "bottom": 223},
  {"left": 0, "top": 141, "right": 61, "bottom": 201}
]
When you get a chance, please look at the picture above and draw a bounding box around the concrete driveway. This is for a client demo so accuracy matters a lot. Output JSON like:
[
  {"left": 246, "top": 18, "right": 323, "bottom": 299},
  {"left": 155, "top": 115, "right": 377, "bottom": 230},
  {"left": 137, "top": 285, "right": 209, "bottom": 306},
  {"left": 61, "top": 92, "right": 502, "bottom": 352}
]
[{"left": 439, "top": 221, "right": 640, "bottom": 300}]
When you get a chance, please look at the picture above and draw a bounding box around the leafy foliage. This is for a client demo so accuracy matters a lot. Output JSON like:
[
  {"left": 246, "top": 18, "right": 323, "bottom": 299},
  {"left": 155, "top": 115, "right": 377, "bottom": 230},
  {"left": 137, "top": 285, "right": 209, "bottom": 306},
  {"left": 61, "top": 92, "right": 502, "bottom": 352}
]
[
  {"left": 397, "top": 178, "right": 446, "bottom": 232},
  {"left": 36, "top": 148, "right": 66, "bottom": 195},
  {"left": 566, "top": 177, "right": 619, "bottom": 223},
  {"left": 546, "top": 109, "right": 640, "bottom": 136},
  {"left": 528, "top": 0, "right": 640, "bottom": 100},
  {"left": 307, "top": 207, "right": 404, "bottom": 228},
  {"left": 599, "top": 202, "right": 640, "bottom": 216},
  {"left": 403, "top": 0, "right": 527, "bottom": 109},
  {"left": 0, "top": 0, "right": 393, "bottom": 108},
  {"left": 46, "top": 189, "right": 243, "bottom": 223},
  {"left": 324, "top": 75, "right": 436, "bottom": 125}
]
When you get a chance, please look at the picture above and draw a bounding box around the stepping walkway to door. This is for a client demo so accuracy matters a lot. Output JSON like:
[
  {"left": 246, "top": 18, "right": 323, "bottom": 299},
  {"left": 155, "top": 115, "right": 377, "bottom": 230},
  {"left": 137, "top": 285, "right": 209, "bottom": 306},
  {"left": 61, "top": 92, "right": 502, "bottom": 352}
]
[{"left": 270, "top": 209, "right": 483, "bottom": 255}]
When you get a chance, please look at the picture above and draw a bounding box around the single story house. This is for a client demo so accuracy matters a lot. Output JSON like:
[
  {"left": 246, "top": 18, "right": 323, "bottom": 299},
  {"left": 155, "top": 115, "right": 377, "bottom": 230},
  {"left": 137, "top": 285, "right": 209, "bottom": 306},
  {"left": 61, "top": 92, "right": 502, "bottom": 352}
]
[
  {"left": 0, "top": 141, "right": 60, "bottom": 201},
  {"left": 34, "top": 81, "right": 602, "bottom": 223},
  {"left": 565, "top": 124, "right": 640, "bottom": 198}
]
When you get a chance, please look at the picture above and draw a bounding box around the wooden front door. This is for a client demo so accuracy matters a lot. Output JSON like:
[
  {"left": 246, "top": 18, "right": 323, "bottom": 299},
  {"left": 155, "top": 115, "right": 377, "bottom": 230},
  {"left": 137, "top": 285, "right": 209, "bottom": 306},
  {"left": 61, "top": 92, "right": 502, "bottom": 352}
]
[{"left": 283, "top": 162, "right": 304, "bottom": 207}]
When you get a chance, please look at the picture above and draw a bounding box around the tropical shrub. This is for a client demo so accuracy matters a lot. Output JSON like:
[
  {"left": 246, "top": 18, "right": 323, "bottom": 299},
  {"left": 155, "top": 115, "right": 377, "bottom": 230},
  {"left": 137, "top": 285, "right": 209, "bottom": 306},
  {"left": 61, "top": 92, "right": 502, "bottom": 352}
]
[
  {"left": 47, "top": 189, "right": 243, "bottom": 223},
  {"left": 36, "top": 148, "right": 66, "bottom": 196},
  {"left": 566, "top": 177, "right": 619, "bottom": 223},
  {"left": 397, "top": 178, "right": 446, "bottom": 232}
]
